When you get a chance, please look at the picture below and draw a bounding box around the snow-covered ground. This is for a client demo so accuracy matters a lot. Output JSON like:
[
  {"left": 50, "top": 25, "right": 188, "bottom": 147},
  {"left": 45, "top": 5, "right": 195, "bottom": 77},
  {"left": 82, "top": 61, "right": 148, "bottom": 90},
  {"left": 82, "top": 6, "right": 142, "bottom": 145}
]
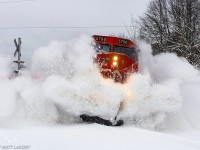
[
  {"left": 0, "top": 125, "right": 200, "bottom": 150},
  {"left": 0, "top": 35, "right": 200, "bottom": 149}
]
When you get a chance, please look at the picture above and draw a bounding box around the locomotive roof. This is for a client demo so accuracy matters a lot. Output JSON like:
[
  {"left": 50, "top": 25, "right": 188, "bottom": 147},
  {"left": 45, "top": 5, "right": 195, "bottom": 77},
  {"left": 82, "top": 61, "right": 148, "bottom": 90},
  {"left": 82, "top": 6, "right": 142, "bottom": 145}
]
[{"left": 92, "top": 35, "right": 136, "bottom": 48}]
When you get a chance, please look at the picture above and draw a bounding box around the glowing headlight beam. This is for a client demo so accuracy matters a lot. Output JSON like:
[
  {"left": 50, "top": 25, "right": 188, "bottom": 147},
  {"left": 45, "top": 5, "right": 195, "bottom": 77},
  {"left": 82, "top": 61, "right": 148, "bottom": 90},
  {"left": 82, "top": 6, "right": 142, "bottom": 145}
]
[
  {"left": 113, "top": 62, "right": 118, "bottom": 66},
  {"left": 113, "top": 56, "right": 118, "bottom": 61}
]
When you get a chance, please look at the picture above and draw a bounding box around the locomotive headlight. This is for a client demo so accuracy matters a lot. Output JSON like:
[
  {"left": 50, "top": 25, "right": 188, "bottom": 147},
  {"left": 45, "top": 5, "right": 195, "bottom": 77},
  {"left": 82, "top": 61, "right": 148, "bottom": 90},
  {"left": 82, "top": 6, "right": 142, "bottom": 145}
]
[
  {"left": 112, "top": 56, "right": 118, "bottom": 67},
  {"left": 113, "top": 56, "right": 118, "bottom": 61},
  {"left": 113, "top": 61, "right": 118, "bottom": 66}
]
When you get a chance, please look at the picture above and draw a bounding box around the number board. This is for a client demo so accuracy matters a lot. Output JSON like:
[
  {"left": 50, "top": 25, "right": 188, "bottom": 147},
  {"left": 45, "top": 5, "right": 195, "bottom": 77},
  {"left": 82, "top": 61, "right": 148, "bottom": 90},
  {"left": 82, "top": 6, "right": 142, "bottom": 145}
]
[
  {"left": 119, "top": 39, "right": 128, "bottom": 45},
  {"left": 95, "top": 37, "right": 106, "bottom": 42}
]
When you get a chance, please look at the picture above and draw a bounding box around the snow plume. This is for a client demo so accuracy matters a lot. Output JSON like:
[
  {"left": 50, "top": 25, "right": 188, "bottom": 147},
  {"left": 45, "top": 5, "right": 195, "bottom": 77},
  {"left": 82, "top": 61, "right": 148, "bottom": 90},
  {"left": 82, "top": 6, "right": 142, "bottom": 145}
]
[
  {"left": 0, "top": 35, "right": 200, "bottom": 131},
  {"left": 0, "top": 35, "right": 125, "bottom": 127},
  {"left": 121, "top": 43, "right": 200, "bottom": 130},
  {"left": 0, "top": 55, "right": 12, "bottom": 79}
]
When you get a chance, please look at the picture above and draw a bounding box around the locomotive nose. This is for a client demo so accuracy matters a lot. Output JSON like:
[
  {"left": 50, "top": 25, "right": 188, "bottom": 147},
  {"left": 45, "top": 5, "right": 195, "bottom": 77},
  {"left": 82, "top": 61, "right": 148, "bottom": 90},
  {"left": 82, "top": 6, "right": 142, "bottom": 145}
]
[{"left": 96, "top": 53, "right": 137, "bottom": 82}]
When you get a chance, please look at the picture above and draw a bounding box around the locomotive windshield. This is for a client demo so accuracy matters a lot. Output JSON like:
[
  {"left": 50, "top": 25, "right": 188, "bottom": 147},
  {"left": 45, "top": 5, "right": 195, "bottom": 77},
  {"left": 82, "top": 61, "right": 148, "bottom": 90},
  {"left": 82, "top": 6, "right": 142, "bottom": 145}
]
[
  {"left": 114, "top": 45, "right": 137, "bottom": 61},
  {"left": 94, "top": 44, "right": 110, "bottom": 52}
]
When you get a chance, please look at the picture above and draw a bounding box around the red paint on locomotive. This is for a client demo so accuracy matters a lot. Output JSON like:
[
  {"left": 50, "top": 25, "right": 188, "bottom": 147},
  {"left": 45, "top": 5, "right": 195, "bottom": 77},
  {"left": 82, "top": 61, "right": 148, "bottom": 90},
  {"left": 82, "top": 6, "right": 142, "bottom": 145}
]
[{"left": 92, "top": 35, "right": 139, "bottom": 83}]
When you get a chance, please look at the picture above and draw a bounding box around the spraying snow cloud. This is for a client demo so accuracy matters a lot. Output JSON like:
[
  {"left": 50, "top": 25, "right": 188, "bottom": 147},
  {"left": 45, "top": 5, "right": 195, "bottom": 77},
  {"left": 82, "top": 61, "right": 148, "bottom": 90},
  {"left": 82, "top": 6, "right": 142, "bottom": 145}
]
[{"left": 0, "top": 35, "right": 200, "bottom": 130}]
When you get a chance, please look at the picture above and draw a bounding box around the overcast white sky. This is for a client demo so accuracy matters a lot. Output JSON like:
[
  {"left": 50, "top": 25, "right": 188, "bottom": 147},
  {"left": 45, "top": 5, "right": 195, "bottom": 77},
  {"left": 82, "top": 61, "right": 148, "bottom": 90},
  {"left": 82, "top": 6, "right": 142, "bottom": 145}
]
[{"left": 0, "top": 0, "right": 150, "bottom": 64}]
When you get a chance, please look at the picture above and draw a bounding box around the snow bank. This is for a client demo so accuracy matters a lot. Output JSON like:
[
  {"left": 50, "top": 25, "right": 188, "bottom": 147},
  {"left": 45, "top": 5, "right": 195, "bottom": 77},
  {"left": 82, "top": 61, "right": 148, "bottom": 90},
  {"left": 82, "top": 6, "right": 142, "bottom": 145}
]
[
  {"left": 0, "top": 35, "right": 200, "bottom": 131},
  {"left": 1, "top": 125, "right": 200, "bottom": 150}
]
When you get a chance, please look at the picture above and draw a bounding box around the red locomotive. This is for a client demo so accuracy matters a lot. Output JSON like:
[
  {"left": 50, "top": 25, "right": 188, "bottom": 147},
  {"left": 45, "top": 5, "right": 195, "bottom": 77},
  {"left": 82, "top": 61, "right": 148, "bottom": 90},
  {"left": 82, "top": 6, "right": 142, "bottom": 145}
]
[{"left": 92, "top": 35, "right": 139, "bottom": 83}]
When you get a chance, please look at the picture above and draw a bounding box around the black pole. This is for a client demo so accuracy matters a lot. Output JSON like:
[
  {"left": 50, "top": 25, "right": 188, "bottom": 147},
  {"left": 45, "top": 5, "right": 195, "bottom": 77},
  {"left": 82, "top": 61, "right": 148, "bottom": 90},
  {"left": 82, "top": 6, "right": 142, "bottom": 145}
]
[{"left": 14, "top": 37, "right": 24, "bottom": 74}]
